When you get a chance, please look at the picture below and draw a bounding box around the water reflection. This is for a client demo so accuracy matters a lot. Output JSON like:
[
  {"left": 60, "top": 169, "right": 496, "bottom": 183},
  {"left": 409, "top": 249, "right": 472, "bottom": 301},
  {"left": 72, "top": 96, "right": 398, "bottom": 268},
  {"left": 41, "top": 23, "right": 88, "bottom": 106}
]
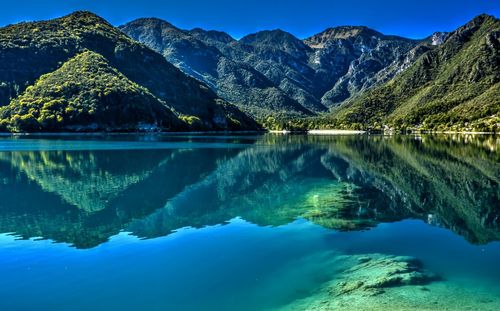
[
  {"left": 0, "top": 145, "right": 239, "bottom": 248},
  {"left": 0, "top": 134, "right": 498, "bottom": 248}
]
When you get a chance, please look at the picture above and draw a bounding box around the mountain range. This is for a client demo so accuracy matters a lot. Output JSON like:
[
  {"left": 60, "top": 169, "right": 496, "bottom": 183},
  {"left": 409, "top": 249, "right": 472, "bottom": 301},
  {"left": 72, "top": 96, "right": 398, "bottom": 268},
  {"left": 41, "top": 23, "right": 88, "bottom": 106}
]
[
  {"left": 330, "top": 14, "right": 500, "bottom": 132},
  {"left": 0, "top": 12, "right": 258, "bottom": 132},
  {"left": 0, "top": 11, "right": 498, "bottom": 132},
  {"left": 120, "top": 19, "right": 421, "bottom": 117}
]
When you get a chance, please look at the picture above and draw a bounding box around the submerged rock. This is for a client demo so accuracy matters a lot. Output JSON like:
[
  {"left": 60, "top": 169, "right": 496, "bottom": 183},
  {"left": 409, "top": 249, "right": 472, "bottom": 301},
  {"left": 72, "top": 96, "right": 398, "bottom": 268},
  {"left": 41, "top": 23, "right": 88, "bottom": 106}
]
[
  {"left": 275, "top": 253, "right": 459, "bottom": 311},
  {"left": 330, "top": 254, "right": 439, "bottom": 297}
]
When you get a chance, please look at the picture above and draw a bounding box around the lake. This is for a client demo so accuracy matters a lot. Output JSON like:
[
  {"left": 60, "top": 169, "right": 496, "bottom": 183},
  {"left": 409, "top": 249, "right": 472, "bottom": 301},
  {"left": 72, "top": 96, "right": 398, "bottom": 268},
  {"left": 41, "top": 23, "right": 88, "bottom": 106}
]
[{"left": 0, "top": 133, "right": 498, "bottom": 310}]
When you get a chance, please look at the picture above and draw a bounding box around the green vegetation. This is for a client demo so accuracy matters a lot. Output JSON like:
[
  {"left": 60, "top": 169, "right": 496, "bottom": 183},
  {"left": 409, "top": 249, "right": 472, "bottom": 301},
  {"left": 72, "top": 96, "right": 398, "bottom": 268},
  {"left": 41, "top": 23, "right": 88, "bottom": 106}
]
[
  {"left": 179, "top": 115, "right": 202, "bottom": 126},
  {"left": 323, "top": 15, "right": 500, "bottom": 133},
  {"left": 0, "top": 11, "right": 260, "bottom": 132},
  {"left": 0, "top": 51, "right": 184, "bottom": 132},
  {"left": 252, "top": 15, "right": 499, "bottom": 133}
]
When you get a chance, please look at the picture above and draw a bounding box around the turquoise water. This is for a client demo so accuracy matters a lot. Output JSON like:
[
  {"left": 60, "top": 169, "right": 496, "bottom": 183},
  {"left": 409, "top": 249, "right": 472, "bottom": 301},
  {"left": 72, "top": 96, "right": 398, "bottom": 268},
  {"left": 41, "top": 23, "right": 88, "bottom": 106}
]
[{"left": 0, "top": 134, "right": 498, "bottom": 310}]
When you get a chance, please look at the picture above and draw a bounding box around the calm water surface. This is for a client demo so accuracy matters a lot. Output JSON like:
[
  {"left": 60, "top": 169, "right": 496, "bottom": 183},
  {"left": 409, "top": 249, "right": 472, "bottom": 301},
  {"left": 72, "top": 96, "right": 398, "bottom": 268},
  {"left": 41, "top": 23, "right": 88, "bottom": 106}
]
[{"left": 0, "top": 134, "right": 498, "bottom": 310}]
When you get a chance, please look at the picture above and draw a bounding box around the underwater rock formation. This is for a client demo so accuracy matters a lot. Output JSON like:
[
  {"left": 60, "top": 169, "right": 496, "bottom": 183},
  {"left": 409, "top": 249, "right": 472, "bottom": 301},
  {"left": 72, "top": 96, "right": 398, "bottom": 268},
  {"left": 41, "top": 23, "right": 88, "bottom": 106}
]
[
  {"left": 280, "top": 252, "right": 500, "bottom": 311},
  {"left": 330, "top": 254, "right": 439, "bottom": 297}
]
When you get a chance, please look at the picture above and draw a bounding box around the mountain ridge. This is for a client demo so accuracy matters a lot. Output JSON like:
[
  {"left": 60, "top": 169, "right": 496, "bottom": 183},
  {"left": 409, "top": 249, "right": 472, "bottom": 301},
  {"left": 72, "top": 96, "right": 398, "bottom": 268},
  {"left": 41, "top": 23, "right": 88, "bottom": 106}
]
[
  {"left": 120, "top": 18, "right": 314, "bottom": 118},
  {"left": 121, "top": 18, "right": 425, "bottom": 117},
  {"left": 331, "top": 14, "right": 499, "bottom": 132},
  {"left": 0, "top": 11, "right": 260, "bottom": 132}
]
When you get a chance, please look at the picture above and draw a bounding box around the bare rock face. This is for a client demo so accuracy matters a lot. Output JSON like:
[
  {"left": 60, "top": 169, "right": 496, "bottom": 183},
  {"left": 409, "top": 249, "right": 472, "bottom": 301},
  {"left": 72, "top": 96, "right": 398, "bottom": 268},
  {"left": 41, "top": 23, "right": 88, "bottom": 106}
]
[
  {"left": 305, "top": 27, "right": 419, "bottom": 107},
  {"left": 431, "top": 32, "right": 448, "bottom": 46}
]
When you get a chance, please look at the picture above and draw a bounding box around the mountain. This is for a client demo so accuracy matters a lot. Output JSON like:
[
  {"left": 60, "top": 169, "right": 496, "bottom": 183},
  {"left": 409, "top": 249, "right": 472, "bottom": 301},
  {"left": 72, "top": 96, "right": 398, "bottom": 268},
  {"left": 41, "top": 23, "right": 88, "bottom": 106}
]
[
  {"left": 192, "top": 26, "right": 418, "bottom": 111},
  {"left": 369, "top": 32, "right": 449, "bottom": 89},
  {"left": 328, "top": 14, "right": 500, "bottom": 132},
  {"left": 0, "top": 11, "right": 259, "bottom": 132},
  {"left": 120, "top": 19, "right": 311, "bottom": 118},
  {"left": 229, "top": 29, "right": 327, "bottom": 112},
  {"left": 304, "top": 26, "right": 420, "bottom": 107},
  {"left": 0, "top": 51, "right": 184, "bottom": 131},
  {"left": 121, "top": 20, "right": 421, "bottom": 118}
]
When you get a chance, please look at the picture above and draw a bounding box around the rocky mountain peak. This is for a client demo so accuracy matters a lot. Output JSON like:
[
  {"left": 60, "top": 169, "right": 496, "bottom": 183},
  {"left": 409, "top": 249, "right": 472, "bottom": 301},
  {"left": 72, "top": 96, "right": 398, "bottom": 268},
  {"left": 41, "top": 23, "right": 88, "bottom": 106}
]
[
  {"left": 450, "top": 14, "right": 497, "bottom": 39},
  {"left": 430, "top": 32, "right": 448, "bottom": 45},
  {"left": 240, "top": 29, "right": 306, "bottom": 48},
  {"left": 238, "top": 29, "right": 312, "bottom": 61},
  {"left": 189, "top": 28, "right": 235, "bottom": 44},
  {"left": 125, "top": 17, "right": 177, "bottom": 28},
  {"left": 304, "top": 26, "right": 383, "bottom": 48},
  {"left": 121, "top": 18, "right": 185, "bottom": 38}
]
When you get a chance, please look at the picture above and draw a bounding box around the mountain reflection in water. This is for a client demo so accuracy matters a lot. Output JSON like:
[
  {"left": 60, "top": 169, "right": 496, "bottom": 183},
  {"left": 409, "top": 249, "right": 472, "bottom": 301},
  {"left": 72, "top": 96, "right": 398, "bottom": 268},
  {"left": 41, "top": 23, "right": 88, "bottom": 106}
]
[{"left": 0, "top": 134, "right": 498, "bottom": 248}]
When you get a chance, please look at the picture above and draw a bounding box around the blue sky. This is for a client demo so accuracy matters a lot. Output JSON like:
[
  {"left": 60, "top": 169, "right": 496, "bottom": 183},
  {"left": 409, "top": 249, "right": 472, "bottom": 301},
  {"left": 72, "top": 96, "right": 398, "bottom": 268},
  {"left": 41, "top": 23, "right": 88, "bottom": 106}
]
[{"left": 2, "top": 0, "right": 499, "bottom": 39}]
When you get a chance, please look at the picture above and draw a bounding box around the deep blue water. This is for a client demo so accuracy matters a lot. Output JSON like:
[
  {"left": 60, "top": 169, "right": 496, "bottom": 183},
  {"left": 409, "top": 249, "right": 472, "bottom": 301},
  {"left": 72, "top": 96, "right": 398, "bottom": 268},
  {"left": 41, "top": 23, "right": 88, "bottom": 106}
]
[{"left": 0, "top": 134, "right": 498, "bottom": 310}]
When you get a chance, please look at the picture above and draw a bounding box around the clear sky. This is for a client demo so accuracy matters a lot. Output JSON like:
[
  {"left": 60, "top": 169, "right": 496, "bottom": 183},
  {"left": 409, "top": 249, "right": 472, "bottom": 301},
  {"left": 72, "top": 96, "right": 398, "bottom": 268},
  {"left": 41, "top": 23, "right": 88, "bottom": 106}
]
[{"left": 2, "top": 0, "right": 499, "bottom": 39}]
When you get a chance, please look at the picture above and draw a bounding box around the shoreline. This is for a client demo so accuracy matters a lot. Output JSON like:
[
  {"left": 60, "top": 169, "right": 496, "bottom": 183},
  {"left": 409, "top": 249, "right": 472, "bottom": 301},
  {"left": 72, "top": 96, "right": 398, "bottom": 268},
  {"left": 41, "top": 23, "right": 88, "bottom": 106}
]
[
  {"left": 269, "top": 129, "right": 367, "bottom": 135},
  {"left": 0, "top": 129, "right": 496, "bottom": 136},
  {"left": 427, "top": 131, "right": 497, "bottom": 134},
  {"left": 308, "top": 129, "right": 366, "bottom": 135},
  {"left": 0, "top": 130, "right": 266, "bottom": 137},
  {"left": 269, "top": 129, "right": 496, "bottom": 135}
]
